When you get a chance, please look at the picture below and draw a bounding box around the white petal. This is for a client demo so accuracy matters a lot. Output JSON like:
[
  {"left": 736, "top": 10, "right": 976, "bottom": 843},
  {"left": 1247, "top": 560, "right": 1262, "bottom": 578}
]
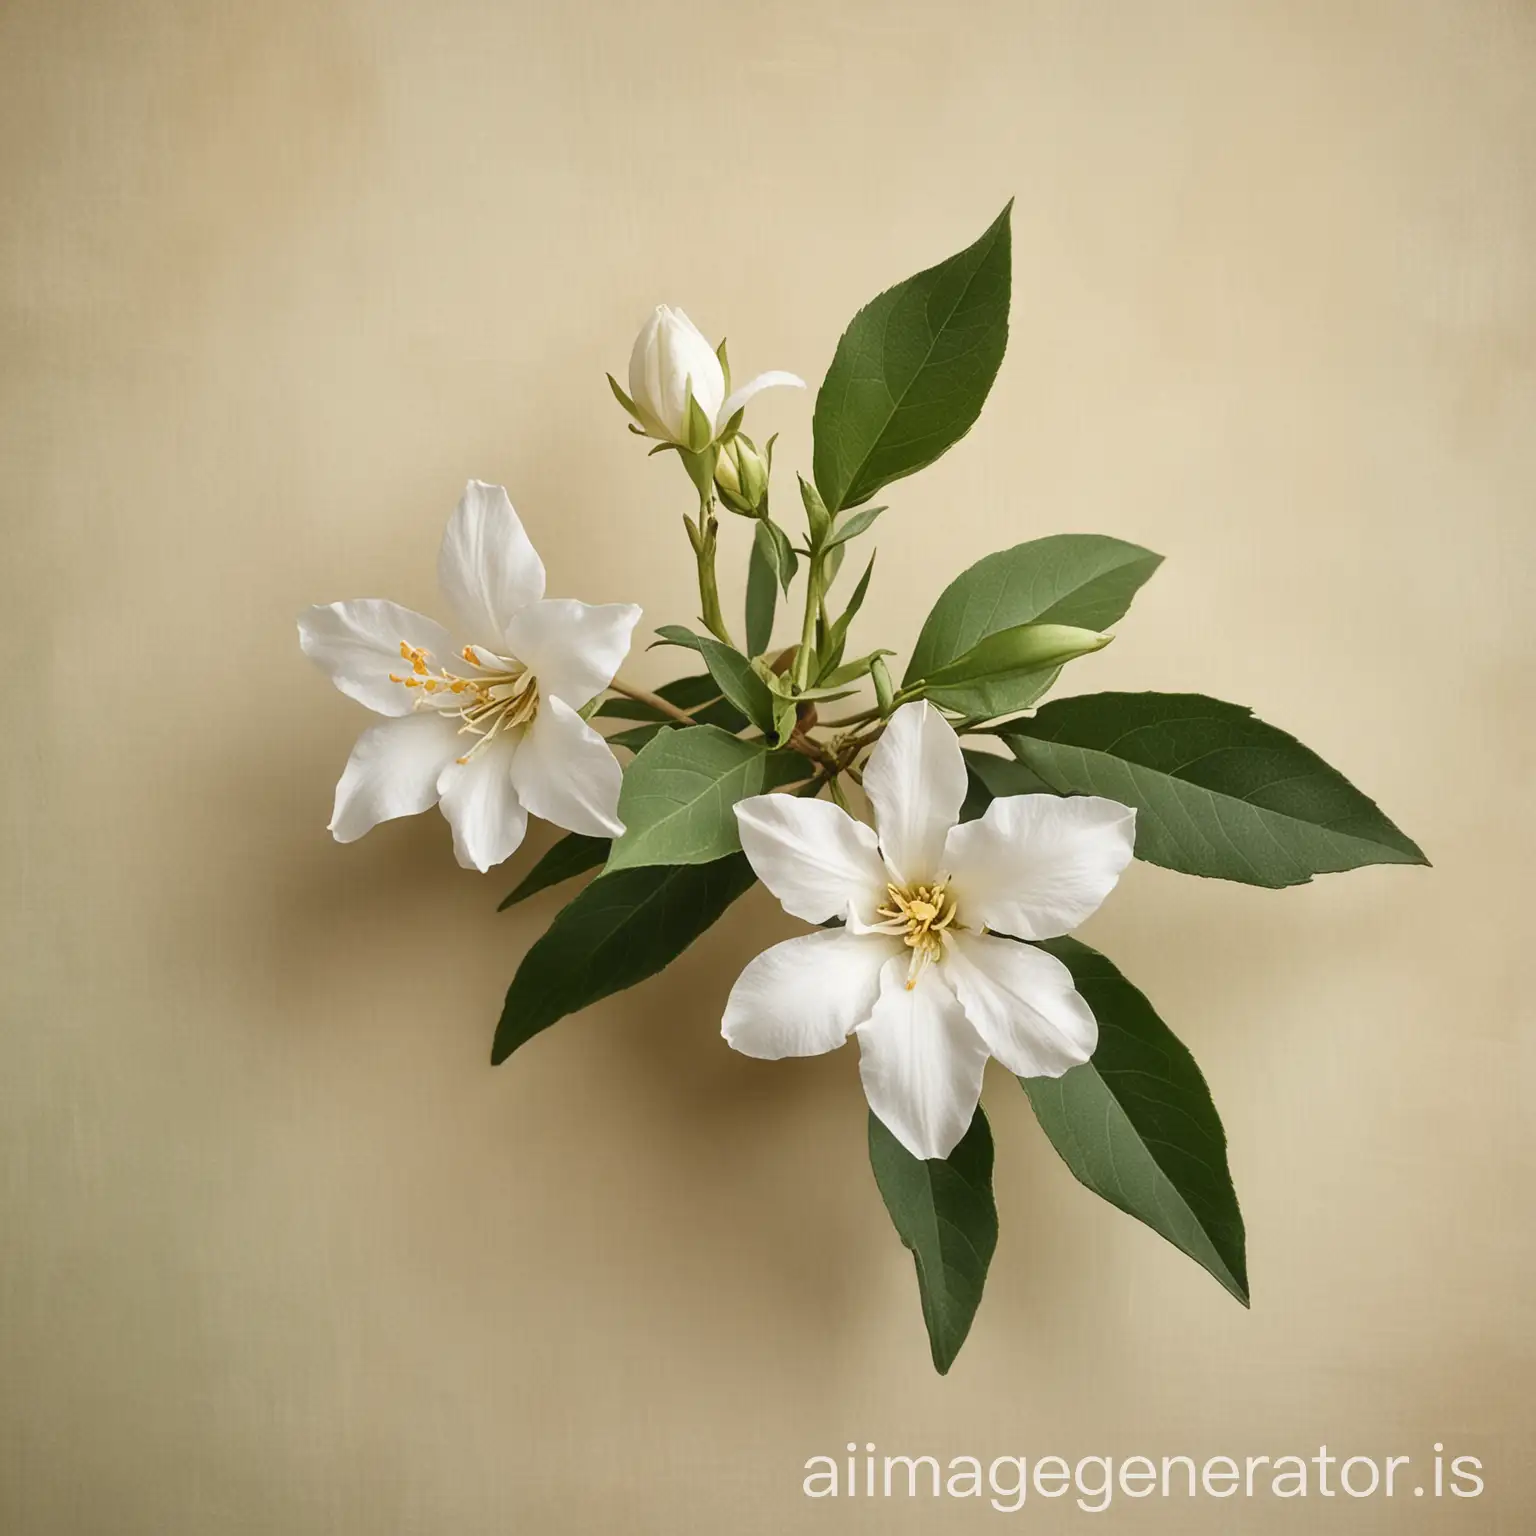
[
  {"left": 631, "top": 306, "right": 724, "bottom": 442},
  {"left": 437, "top": 481, "right": 545, "bottom": 645},
  {"left": 944, "top": 793, "right": 1136, "bottom": 939},
  {"left": 626, "top": 308, "right": 671, "bottom": 438},
  {"left": 722, "top": 930, "right": 896, "bottom": 1059},
  {"left": 502, "top": 598, "right": 642, "bottom": 709},
  {"left": 509, "top": 696, "right": 624, "bottom": 838},
  {"left": 660, "top": 307, "right": 725, "bottom": 437},
  {"left": 328, "top": 712, "right": 462, "bottom": 843},
  {"left": 717, "top": 370, "right": 806, "bottom": 431},
  {"left": 734, "top": 795, "right": 889, "bottom": 926},
  {"left": 943, "top": 932, "right": 1097, "bottom": 1078},
  {"left": 298, "top": 600, "right": 455, "bottom": 717},
  {"left": 863, "top": 700, "right": 967, "bottom": 885},
  {"left": 436, "top": 742, "right": 529, "bottom": 871},
  {"left": 855, "top": 959, "right": 989, "bottom": 1161}
]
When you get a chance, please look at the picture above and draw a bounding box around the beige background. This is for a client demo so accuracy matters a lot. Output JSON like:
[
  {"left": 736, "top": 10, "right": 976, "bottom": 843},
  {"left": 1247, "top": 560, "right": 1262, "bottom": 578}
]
[{"left": 4, "top": 0, "right": 1533, "bottom": 1531}]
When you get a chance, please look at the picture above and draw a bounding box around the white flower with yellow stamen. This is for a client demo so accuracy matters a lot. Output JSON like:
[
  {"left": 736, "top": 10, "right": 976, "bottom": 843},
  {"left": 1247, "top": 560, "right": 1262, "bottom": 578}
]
[
  {"left": 723, "top": 701, "right": 1137, "bottom": 1160},
  {"left": 298, "top": 481, "right": 641, "bottom": 872}
]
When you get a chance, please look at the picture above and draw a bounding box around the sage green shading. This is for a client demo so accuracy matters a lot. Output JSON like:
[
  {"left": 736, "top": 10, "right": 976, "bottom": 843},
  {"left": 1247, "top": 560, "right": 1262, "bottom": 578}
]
[
  {"left": 1004, "top": 692, "right": 1427, "bottom": 887},
  {"left": 1020, "top": 937, "right": 1248, "bottom": 1304}
]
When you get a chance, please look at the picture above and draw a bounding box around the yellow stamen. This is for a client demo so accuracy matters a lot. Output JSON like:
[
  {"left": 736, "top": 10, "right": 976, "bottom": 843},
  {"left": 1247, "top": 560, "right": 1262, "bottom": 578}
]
[
  {"left": 871, "top": 879, "right": 962, "bottom": 989},
  {"left": 390, "top": 636, "right": 541, "bottom": 760}
]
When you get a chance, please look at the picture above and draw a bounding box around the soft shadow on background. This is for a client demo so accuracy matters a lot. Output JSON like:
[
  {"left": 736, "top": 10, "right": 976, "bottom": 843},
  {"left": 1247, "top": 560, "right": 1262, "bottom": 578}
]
[{"left": 3, "top": 0, "right": 1533, "bottom": 1531}]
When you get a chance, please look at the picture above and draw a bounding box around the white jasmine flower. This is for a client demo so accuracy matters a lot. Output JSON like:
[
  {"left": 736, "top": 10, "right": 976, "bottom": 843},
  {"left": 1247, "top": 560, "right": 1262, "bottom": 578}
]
[
  {"left": 299, "top": 481, "right": 641, "bottom": 872},
  {"left": 625, "top": 305, "right": 803, "bottom": 446},
  {"left": 724, "top": 702, "right": 1137, "bottom": 1160}
]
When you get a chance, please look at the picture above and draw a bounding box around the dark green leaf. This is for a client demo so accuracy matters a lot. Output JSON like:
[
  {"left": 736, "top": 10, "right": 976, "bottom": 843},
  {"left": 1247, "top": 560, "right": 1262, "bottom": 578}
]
[
  {"left": 596, "top": 673, "right": 747, "bottom": 732},
  {"left": 654, "top": 628, "right": 780, "bottom": 740},
  {"left": 497, "top": 833, "right": 609, "bottom": 910},
  {"left": 607, "top": 726, "right": 809, "bottom": 871},
  {"left": 868, "top": 1107, "right": 998, "bottom": 1375},
  {"left": 813, "top": 203, "right": 1012, "bottom": 513},
  {"left": 492, "top": 854, "right": 757, "bottom": 1063},
  {"left": 1020, "top": 937, "right": 1248, "bottom": 1304},
  {"left": 904, "top": 534, "right": 1162, "bottom": 719},
  {"left": 958, "top": 747, "right": 1055, "bottom": 821},
  {"left": 1004, "top": 692, "right": 1427, "bottom": 887},
  {"left": 745, "top": 528, "right": 777, "bottom": 657}
]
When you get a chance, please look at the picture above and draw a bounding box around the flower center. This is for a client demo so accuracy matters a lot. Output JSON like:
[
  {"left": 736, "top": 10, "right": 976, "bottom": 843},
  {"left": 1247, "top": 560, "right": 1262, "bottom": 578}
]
[
  {"left": 873, "top": 879, "right": 961, "bottom": 990},
  {"left": 389, "top": 641, "right": 539, "bottom": 763}
]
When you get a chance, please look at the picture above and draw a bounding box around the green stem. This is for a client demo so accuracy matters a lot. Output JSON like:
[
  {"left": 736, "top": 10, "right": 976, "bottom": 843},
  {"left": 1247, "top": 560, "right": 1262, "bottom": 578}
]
[
  {"left": 792, "top": 548, "right": 825, "bottom": 693},
  {"left": 694, "top": 499, "right": 734, "bottom": 647}
]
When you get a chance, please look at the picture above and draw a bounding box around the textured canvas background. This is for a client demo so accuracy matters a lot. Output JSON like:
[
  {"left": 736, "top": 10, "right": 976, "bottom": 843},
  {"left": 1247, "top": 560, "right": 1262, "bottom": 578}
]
[{"left": 3, "top": 1, "right": 1532, "bottom": 1531}]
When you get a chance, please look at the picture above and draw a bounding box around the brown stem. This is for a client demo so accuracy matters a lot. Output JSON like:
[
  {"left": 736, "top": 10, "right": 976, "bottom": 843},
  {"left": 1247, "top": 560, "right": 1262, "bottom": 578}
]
[{"left": 608, "top": 677, "right": 698, "bottom": 727}]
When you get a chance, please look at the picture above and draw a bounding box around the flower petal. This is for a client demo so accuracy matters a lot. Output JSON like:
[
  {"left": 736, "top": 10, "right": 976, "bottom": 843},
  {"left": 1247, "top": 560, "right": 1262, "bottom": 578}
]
[
  {"left": 509, "top": 696, "right": 624, "bottom": 838},
  {"left": 717, "top": 370, "right": 806, "bottom": 431},
  {"left": 944, "top": 932, "right": 1097, "bottom": 1078},
  {"left": 328, "top": 711, "right": 462, "bottom": 843},
  {"left": 436, "top": 742, "right": 529, "bottom": 871},
  {"left": 298, "top": 600, "right": 455, "bottom": 717},
  {"left": 944, "top": 793, "right": 1136, "bottom": 939},
  {"left": 502, "top": 598, "right": 642, "bottom": 709},
  {"left": 722, "top": 930, "right": 896, "bottom": 1059},
  {"left": 437, "top": 481, "right": 545, "bottom": 645},
  {"left": 630, "top": 306, "right": 725, "bottom": 442},
  {"left": 734, "top": 795, "right": 888, "bottom": 926},
  {"left": 855, "top": 959, "right": 989, "bottom": 1161},
  {"left": 862, "top": 700, "right": 967, "bottom": 885}
]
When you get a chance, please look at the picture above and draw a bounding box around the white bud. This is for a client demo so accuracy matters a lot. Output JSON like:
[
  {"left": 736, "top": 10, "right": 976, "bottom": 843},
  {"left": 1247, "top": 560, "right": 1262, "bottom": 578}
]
[{"left": 626, "top": 306, "right": 726, "bottom": 446}]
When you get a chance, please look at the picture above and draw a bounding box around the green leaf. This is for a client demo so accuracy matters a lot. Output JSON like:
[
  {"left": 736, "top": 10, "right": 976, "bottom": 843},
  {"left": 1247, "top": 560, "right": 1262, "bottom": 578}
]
[
  {"left": 606, "top": 726, "right": 809, "bottom": 871},
  {"left": 958, "top": 747, "right": 1055, "bottom": 821},
  {"left": 912, "top": 621, "right": 1110, "bottom": 692},
  {"left": 497, "top": 833, "right": 610, "bottom": 910},
  {"left": 798, "top": 474, "right": 832, "bottom": 544},
  {"left": 1020, "top": 937, "right": 1248, "bottom": 1305},
  {"left": 607, "top": 722, "right": 665, "bottom": 752},
  {"left": 868, "top": 1107, "right": 998, "bottom": 1375},
  {"left": 1003, "top": 692, "right": 1427, "bottom": 887},
  {"left": 814, "top": 551, "right": 876, "bottom": 682},
  {"left": 757, "top": 517, "right": 799, "bottom": 593},
  {"left": 817, "top": 648, "right": 894, "bottom": 691},
  {"left": 653, "top": 628, "right": 780, "bottom": 740},
  {"left": 596, "top": 673, "right": 747, "bottom": 733},
  {"left": 825, "top": 504, "right": 885, "bottom": 548},
  {"left": 745, "top": 528, "right": 777, "bottom": 657},
  {"left": 492, "top": 854, "right": 757, "bottom": 1064},
  {"left": 813, "top": 202, "right": 1012, "bottom": 513},
  {"left": 904, "top": 534, "right": 1163, "bottom": 719}
]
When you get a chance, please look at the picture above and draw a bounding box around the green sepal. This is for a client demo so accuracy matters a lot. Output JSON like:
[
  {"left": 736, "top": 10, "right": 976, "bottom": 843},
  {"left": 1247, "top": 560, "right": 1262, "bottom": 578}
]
[
  {"left": 685, "top": 386, "right": 716, "bottom": 453},
  {"left": 606, "top": 372, "right": 642, "bottom": 422}
]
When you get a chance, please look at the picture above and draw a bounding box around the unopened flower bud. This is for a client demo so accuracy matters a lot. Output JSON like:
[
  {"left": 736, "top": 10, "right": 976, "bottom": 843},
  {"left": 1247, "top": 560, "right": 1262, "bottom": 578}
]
[{"left": 715, "top": 434, "right": 770, "bottom": 513}]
